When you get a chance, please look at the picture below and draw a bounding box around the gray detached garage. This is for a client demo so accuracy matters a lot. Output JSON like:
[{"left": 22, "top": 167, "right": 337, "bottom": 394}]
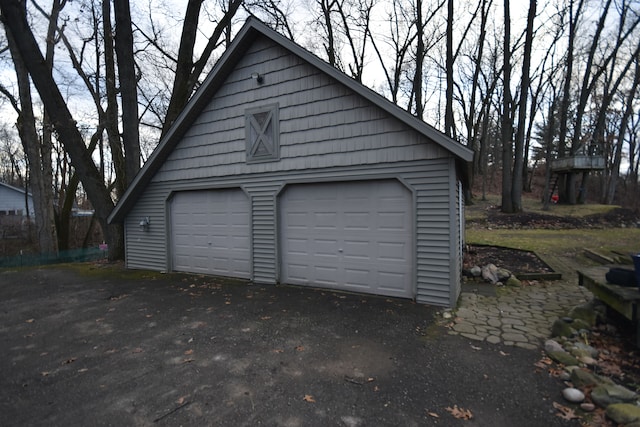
[{"left": 108, "top": 18, "right": 473, "bottom": 307}]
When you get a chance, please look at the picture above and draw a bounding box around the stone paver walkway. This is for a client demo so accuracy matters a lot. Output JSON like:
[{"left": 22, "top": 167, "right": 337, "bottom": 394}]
[{"left": 447, "top": 280, "right": 593, "bottom": 349}]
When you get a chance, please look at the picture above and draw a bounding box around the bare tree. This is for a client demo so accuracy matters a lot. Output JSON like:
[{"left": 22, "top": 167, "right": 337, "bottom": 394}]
[
  {"left": 510, "top": 0, "right": 537, "bottom": 213},
  {"left": 161, "top": 0, "right": 243, "bottom": 136},
  {"left": 605, "top": 53, "right": 640, "bottom": 204},
  {"left": 500, "top": 0, "right": 513, "bottom": 212},
  {"left": 114, "top": 0, "right": 140, "bottom": 187},
  {"left": 2, "top": 0, "right": 59, "bottom": 254}
]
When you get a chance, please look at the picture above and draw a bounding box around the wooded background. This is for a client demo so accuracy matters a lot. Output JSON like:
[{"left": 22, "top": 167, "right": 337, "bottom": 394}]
[{"left": 0, "top": 0, "right": 638, "bottom": 258}]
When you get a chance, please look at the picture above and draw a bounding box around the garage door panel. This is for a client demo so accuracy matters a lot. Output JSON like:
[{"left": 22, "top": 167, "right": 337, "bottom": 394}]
[
  {"left": 171, "top": 189, "right": 250, "bottom": 279},
  {"left": 280, "top": 180, "right": 413, "bottom": 298}
]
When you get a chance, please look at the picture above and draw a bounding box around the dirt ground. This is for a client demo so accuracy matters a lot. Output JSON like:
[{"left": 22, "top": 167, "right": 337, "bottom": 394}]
[{"left": 0, "top": 264, "right": 580, "bottom": 427}]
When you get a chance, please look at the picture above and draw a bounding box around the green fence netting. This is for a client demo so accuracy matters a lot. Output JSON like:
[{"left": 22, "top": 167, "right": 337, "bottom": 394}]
[{"left": 0, "top": 247, "right": 108, "bottom": 268}]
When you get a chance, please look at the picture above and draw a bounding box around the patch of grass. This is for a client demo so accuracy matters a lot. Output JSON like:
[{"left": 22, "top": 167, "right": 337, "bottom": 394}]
[
  {"left": 465, "top": 193, "right": 639, "bottom": 276},
  {"left": 467, "top": 194, "right": 620, "bottom": 219},
  {"left": 60, "top": 261, "right": 166, "bottom": 281},
  {"left": 466, "top": 228, "right": 640, "bottom": 256}
]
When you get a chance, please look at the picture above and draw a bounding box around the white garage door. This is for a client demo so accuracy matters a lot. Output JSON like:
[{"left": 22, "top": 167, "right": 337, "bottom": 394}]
[
  {"left": 171, "top": 189, "right": 250, "bottom": 279},
  {"left": 280, "top": 180, "right": 414, "bottom": 298}
]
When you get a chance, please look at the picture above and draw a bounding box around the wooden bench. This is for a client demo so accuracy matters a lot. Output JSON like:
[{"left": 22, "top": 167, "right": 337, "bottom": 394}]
[{"left": 577, "top": 265, "right": 640, "bottom": 346}]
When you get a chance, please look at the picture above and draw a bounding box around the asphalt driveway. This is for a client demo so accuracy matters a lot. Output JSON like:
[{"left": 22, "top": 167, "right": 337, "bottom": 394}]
[{"left": 0, "top": 263, "right": 578, "bottom": 426}]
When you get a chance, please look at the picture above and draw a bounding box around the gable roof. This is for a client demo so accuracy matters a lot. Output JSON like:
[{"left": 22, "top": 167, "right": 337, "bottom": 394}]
[
  {"left": 0, "top": 181, "right": 32, "bottom": 197},
  {"left": 109, "top": 18, "right": 473, "bottom": 223}
]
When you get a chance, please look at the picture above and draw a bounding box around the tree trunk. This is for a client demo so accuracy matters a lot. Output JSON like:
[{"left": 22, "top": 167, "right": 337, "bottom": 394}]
[
  {"left": 511, "top": 0, "right": 536, "bottom": 213},
  {"left": 444, "top": 0, "right": 454, "bottom": 136},
  {"left": 0, "top": 0, "right": 122, "bottom": 260},
  {"left": 114, "top": 0, "right": 140, "bottom": 187},
  {"left": 102, "top": 0, "right": 126, "bottom": 199},
  {"left": 606, "top": 56, "right": 640, "bottom": 204},
  {"left": 413, "top": 0, "right": 424, "bottom": 118},
  {"left": 5, "top": 2, "right": 58, "bottom": 255},
  {"left": 501, "top": 0, "right": 513, "bottom": 213}
]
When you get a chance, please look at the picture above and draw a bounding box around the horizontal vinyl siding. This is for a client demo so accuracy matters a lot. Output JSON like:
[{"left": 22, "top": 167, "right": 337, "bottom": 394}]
[
  {"left": 403, "top": 159, "right": 453, "bottom": 306},
  {"left": 125, "top": 185, "right": 168, "bottom": 271}
]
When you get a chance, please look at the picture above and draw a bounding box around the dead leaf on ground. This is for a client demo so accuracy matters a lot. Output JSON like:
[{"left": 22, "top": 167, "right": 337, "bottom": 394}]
[
  {"left": 303, "top": 394, "right": 316, "bottom": 403},
  {"left": 176, "top": 396, "right": 187, "bottom": 405},
  {"left": 552, "top": 402, "right": 580, "bottom": 421},
  {"left": 182, "top": 358, "right": 195, "bottom": 363},
  {"left": 260, "top": 316, "right": 271, "bottom": 320},
  {"left": 272, "top": 349, "right": 284, "bottom": 353},
  {"left": 63, "top": 357, "right": 77, "bottom": 365},
  {"left": 534, "top": 357, "right": 553, "bottom": 369},
  {"left": 41, "top": 371, "right": 49, "bottom": 376},
  {"left": 426, "top": 411, "right": 440, "bottom": 418},
  {"left": 445, "top": 405, "right": 473, "bottom": 420},
  {"left": 499, "top": 351, "right": 509, "bottom": 356},
  {"left": 77, "top": 368, "right": 89, "bottom": 373},
  {"left": 131, "top": 347, "right": 144, "bottom": 354},
  {"left": 184, "top": 349, "right": 194, "bottom": 355},
  {"left": 470, "top": 345, "right": 481, "bottom": 351},
  {"left": 25, "top": 318, "right": 35, "bottom": 323},
  {"left": 295, "top": 345, "right": 305, "bottom": 352}
]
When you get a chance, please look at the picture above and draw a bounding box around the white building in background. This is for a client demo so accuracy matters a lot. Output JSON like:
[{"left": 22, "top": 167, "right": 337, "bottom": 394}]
[{"left": 0, "top": 182, "right": 34, "bottom": 218}]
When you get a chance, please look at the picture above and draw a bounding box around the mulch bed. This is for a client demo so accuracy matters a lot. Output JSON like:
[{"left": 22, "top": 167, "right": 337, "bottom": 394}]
[
  {"left": 464, "top": 244, "right": 557, "bottom": 277},
  {"left": 468, "top": 206, "right": 639, "bottom": 230}
]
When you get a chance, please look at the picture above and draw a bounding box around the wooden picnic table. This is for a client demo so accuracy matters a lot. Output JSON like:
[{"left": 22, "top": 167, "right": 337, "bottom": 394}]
[{"left": 577, "top": 265, "right": 640, "bottom": 346}]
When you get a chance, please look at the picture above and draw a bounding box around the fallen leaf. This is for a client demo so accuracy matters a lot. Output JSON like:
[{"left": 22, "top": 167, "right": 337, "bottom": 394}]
[
  {"left": 176, "top": 396, "right": 187, "bottom": 405},
  {"left": 445, "top": 405, "right": 473, "bottom": 420},
  {"left": 295, "top": 345, "right": 305, "bottom": 352},
  {"left": 427, "top": 411, "right": 440, "bottom": 418},
  {"left": 41, "top": 371, "right": 49, "bottom": 376},
  {"left": 303, "top": 394, "right": 315, "bottom": 403},
  {"left": 373, "top": 386, "right": 380, "bottom": 392},
  {"left": 367, "top": 377, "right": 375, "bottom": 382},
  {"left": 184, "top": 349, "right": 194, "bottom": 355},
  {"left": 260, "top": 316, "right": 271, "bottom": 320},
  {"left": 552, "top": 402, "right": 580, "bottom": 421},
  {"left": 499, "top": 351, "right": 509, "bottom": 356},
  {"left": 25, "top": 318, "right": 35, "bottom": 323},
  {"left": 272, "top": 349, "right": 284, "bottom": 353},
  {"left": 182, "top": 358, "right": 195, "bottom": 363},
  {"left": 470, "top": 345, "right": 481, "bottom": 351},
  {"left": 63, "top": 357, "right": 77, "bottom": 365},
  {"left": 131, "top": 348, "right": 144, "bottom": 354},
  {"left": 77, "top": 368, "right": 89, "bottom": 373}
]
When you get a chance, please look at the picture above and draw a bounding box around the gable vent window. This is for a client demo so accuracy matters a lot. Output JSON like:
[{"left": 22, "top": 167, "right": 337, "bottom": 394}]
[{"left": 246, "top": 103, "right": 280, "bottom": 163}]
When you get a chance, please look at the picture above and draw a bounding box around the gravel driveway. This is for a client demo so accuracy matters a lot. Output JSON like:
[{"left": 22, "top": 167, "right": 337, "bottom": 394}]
[{"left": 0, "top": 263, "right": 578, "bottom": 426}]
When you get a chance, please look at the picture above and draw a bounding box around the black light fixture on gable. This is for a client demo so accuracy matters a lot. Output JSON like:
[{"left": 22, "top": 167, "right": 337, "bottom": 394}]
[
  {"left": 250, "top": 72, "right": 264, "bottom": 84},
  {"left": 139, "top": 216, "right": 150, "bottom": 231}
]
